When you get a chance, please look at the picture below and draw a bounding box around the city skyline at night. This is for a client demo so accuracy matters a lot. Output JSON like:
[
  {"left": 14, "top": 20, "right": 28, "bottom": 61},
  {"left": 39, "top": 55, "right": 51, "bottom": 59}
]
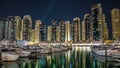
[
  {"left": 0, "top": 1, "right": 120, "bottom": 67},
  {"left": 0, "top": 6, "right": 119, "bottom": 43},
  {"left": 0, "top": 0, "right": 120, "bottom": 40},
  {"left": 0, "top": 0, "right": 119, "bottom": 40}
]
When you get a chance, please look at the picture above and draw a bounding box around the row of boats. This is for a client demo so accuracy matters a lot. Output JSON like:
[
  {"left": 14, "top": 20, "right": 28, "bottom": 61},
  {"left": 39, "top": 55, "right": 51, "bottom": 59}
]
[
  {"left": 91, "top": 45, "right": 120, "bottom": 62},
  {"left": 0, "top": 44, "right": 70, "bottom": 62}
]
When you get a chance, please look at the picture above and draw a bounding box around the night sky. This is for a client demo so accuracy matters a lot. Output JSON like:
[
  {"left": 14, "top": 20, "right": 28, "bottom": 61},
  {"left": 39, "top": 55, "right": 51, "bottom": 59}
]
[{"left": 0, "top": 0, "right": 120, "bottom": 39}]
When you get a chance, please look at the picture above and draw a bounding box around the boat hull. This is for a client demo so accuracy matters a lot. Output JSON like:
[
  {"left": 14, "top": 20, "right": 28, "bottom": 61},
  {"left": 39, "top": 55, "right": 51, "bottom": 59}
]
[
  {"left": 19, "top": 51, "right": 31, "bottom": 57},
  {"left": 93, "top": 50, "right": 111, "bottom": 56},
  {"left": 2, "top": 52, "right": 19, "bottom": 62}
]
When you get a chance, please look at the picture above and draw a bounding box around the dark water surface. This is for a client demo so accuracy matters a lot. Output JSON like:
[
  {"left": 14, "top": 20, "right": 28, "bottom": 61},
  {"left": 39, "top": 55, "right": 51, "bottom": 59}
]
[{"left": 1, "top": 47, "right": 120, "bottom": 68}]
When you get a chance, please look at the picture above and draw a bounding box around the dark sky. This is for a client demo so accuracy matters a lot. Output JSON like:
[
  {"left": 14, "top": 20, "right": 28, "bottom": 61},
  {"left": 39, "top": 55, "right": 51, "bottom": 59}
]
[{"left": 0, "top": 0, "right": 120, "bottom": 39}]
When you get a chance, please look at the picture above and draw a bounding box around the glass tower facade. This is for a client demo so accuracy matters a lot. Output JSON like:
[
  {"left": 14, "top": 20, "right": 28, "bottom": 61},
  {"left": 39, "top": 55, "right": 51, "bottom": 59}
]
[
  {"left": 82, "top": 14, "right": 91, "bottom": 42},
  {"left": 103, "top": 14, "right": 108, "bottom": 41},
  {"left": 91, "top": 3, "right": 103, "bottom": 42},
  {"left": 39, "top": 24, "right": 47, "bottom": 42},
  {"left": 0, "top": 19, "right": 6, "bottom": 41},
  {"left": 15, "top": 16, "right": 22, "bottom": 40},
  {"left": 47, "top": 26, "right": 52, "bottom": 42},
  {"left": 35, "top": 20, "right": 41, "bottom": 43},
  {"left": 72, "top": 17, "right": 81, "bottom": 43},
  {"left": 111, "top": 8, "right": 120, "bottom": 40},
  {"left": 51, "top": 20, "right": 57, "bottom": 42},
  {"left": 65, "top": 21, "right": 71, "bottom": 43},
  {"left": 5, "top": 16, "right": 16, "bottom": 41},
  {"left": 22, "top": 15, "right": 32, "bottom": 41},
  {"left": 59, "top": 20, "right": 65, "bottom": 42}
]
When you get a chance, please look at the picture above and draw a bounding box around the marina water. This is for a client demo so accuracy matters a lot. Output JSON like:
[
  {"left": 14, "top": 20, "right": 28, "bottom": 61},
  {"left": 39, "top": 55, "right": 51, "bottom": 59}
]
[{"left": 1, "top": 46, "right": 119, "bottom": 68}]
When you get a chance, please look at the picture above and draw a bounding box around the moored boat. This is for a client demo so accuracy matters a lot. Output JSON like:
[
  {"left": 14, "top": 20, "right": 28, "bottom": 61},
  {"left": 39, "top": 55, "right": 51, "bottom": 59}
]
[
  {"left": 93, "top": 50, "right": 111, "bottom": 56},
  {"left": 16, "top": 51, "right": 31, "bottom": 57},
  {"left": 92, "top": 45, "right": 120, "bottom": 56},
  {"left": 39, "top": 49, "right": 50, "bottom": 54},
  {"left": 2, "top": 52, "right": 19, "bottom": 62},
  {"left": 60, "top": 46, "right": 69, "bottom": 51}
]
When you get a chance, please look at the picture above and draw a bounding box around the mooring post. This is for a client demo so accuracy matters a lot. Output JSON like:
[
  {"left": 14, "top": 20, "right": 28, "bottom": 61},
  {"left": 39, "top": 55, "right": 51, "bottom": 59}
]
[
  {"left": 0, "top": 49, "right": 3, "bottom": 65},
  {"left": 105, "top": 46, "right": 107, "bottom": 68}
]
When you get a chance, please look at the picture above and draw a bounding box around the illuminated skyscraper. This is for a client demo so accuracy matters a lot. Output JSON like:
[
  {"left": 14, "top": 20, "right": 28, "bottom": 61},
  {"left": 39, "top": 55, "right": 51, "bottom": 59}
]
[
  {"left": 65, "top": 21, "right": 71, "bottom": 43},
  {"left": 91, "top": 3, "right": 103, "bottom": 42},
  {"left": 22, "top": 15, "right": 32, "bottom": 41},
  {"left": 15, "top": 16, "right": 22, "bottom": 40},
  {"left": 5, "top": 16, "right": 16, "bottom": 41},
  {"left": 82, "top": 21, "right": 85, "bottom": 41},
  {"left": 59, "top": 20, "right": 65, "bottom": 42},
  {"left": 111, "top": 8, "right": 120, "bottom": 40},
  {"left": 103, "top": 14, "right": 108, "bottom": 40},
  {"left": 0, "top": 19, "right": 6, "bottom": 41},
  {"left": 56, "top": 26, "right": 60, "bottom": 42},
  {"left": 30, "top": 29, "right": 35, "bottom": 42},
  {"left": 51, "top": 20, "right": 57, "bottom": 42},
  {"left": 35, "top": 20, "right": 41, "bottom": 43},
  {"left": 72, "top": 17, "right": 81, "bottom": 43},
  {"left": 39, "top": 24, "right": 47, "bottom": 42},
  {"left": 47, "top": 26, "right": 52, "bottom": 42},
  {"left": 32, "top": 20, "right": 47, "bottom": 42},
  {"left": 82, "top": 14, "right": 91, "bottom": 42}
]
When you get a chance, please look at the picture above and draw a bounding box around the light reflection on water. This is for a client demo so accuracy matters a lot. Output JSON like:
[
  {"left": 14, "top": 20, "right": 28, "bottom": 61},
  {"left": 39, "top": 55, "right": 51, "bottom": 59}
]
[{"left": 1, "top": 47, "right": 120, "bottom": 68}]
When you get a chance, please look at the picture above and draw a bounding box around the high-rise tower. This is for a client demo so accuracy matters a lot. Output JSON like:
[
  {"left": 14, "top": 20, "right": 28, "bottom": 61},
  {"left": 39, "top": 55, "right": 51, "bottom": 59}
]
[
  {"left": 47, "top": 26, "right": 52, "bottom": 42},
  {"left": 39, "top": 24, "right": 47, "bottom": 42},
  {"left": 56, "top": 26, "right": 60, "bottom": 42},
  {"left": 30, "top": 29, "right": 35, "bottom": 42},
  {"left": 0, "top": 19, "right": 6, "bottom": 41},
  {"left": 82, "top": 21, "right": 85, "bottom": 41},
  {"left": 15, "top": 16, "right": 22, "bottom": 40},
  {"left": 111, "top": 8, "right": 120, "bottom": 40},
  {"left": 5, "top": 16, "right": 16, "bottom": 41},
  {"left": 35, "top": 20, "right": 41, "bottom": 43},
  {"left": 51, "top": 20, "right": 57, "bottom": 42},
  {"left": 72, "top": 17, "right": 81, "bottom": 43},
  {"left": 103, "top": 14, "right": 108, "bottom": 41},
  {"left": 22, "top": 15, "right": 32, "bottom": 41},
  {"left": 82, "top": 14, "right": 91, "bottom": 42},
  {"left": 65, "top": 21, "right": 71, "bottom": 43},
  {"left": 59, "top": 20, "right": 65, "bottom": 42},
  {"left": 91, "top": 3, "right": 103, "bottom": 42}
]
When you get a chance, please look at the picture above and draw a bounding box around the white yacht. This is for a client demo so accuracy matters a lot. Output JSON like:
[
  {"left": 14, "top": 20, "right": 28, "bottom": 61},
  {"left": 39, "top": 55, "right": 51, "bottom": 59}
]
[
  {"left": 39, "top": 45, "right": 51, "bottom": 50},
  {"left": 39, "top": 49, "right": 50, "bottom": 54},
  {"left": 111, "top": 45, "right": 120, "bottom": 51},
  {"left": 93, "top": 45, "right": 120, "bottom": 56},
  {"left": 93, "top": 49, "right": 110, "bottom": 56},
  {"left": 52, "top": 48, "right": 62, "bottom": 52},
  {"left": 60, "top": 46, "right": 68, "bottom": 51},
  {"left": 16, "top": 51, "right": 31, "bottom": 57},
  {"left": 115, "top": 59, "right": 120, "bottom": 62},
  {"left": 2, "top": 52, "right": 19, "bottom": 61}
]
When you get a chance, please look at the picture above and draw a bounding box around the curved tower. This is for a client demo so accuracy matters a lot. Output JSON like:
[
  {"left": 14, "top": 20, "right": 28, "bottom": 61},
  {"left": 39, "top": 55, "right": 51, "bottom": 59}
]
[
  {"left": 91, "top": 3, "right": 103, "bottom": 42},
  {"left": 15, "top": 16, "right": 22, "bottom": 40},
  {"left": 72, "top": 17, "right": 81, "bottom": 43},
  {"left": 22, "top": 15, "right": 32, "bottom": 41}
]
